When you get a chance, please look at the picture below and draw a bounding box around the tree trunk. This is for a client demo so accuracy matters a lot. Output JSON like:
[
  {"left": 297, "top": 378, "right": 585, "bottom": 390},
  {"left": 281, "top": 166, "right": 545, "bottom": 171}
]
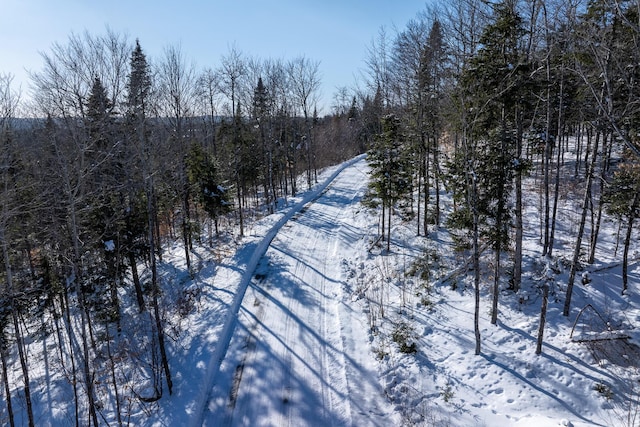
[
  {"left": 147, "top": 183, "right": 173, "bottom": 396},
  {"left": 79, "top": 300, "right": 99, "bottom": 426},
  {"left": 105, "top": 324, "right": 123, "bottom": 427},
  {"left": 387, "top": 199, "right": 392, "bottom": 253},
  {"left": 153, "top": 194, "right": 162, "bottom": 262},
  {"left": 417, "top": 145, "right": 424, "bottom": 236},
  {"left": 61, "top": 286, "right": 80, "bottom": 427},
  {"left": 0, "top": 339, "right": 15, "bottom": 427},
  {"left": 236, "top": 176, "right": 244, "bottom": 238},
  {"left": 381, "top": 201, "right": 386, "bottom": 243},
  {"left": 472, "top": 175, "right": 481, "bottom": 356},
  {"left": 536, "top": 283, "right": 549, "bottom": 355},
  {"left": 491, "top": 126, "right": 507, "bottom": 326},
  {"left": 542, "top": 87, "right": 553, "bottom": 256},
  {"left": 513, "top": 107, "right": 524, "bottom": 292},
  {"left": 423, "top": 136, "right": 430, "bottom": 234},
  {"left": 433, "top": 135, "right": 441, "bottom": 227},
  {"left": 588, "top": 186, "right": 604, "bottom": 265},
  {"left": 182, "top": 190, "right": 192, "bottom": 273},
  {"left": 564, "top": 127, "right": 599, "bottom": 317},
  {"left": 129, "top": 251, "right": 145, "bottom": 312},
  {"left": 588, "top": 132, "right": 609, "bottom": 264},
  {"left": 622, "top": 191, "right": 639, "bottom": 294},
  {"left": 491, "top": 234, "right": 501, "bottom": 325},
  {"left": 12, "top": 310, "right": 34, "bottom": 427},
  {"left": 2, "top": 236, "right": 35, "bottom": 427},
  {"left": 548, "top": 127, "right": 566, "bottom": 258}
]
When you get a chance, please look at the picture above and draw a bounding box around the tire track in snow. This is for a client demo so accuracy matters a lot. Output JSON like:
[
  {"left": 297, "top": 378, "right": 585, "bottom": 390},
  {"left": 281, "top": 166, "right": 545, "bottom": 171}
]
[
  {"left": 321, "top": 187, "right": 362, "bottom": 426},
  {"left": 191, "top": 155, "right": 365, "bottom": 427},
  {"left": 225, "top": 167, "right": 369, "bottom": 426},
  {"left": 272, "top": 224, "right": 316, "bottom": 427},
  {"left": 225, "top": 284, "right": 265, "bottom": 423}
]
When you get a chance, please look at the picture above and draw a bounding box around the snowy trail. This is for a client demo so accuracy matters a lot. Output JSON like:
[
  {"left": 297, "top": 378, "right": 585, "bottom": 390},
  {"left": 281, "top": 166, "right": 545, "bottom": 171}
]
[{"left": 202, "top": 157, "right": 398, "bottom": 426}]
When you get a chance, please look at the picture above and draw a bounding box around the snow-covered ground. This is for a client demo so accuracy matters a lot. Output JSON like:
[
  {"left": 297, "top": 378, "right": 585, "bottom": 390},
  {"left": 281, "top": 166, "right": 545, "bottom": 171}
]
[
  {"left": 146, "top": 152, "right": 640, "bottom": 426},
  {"left": 17, "top": 151, "right": 640, "bottom": 426},
  {"left": 202, "top": 157, "right": 398, "bottom": 426}
]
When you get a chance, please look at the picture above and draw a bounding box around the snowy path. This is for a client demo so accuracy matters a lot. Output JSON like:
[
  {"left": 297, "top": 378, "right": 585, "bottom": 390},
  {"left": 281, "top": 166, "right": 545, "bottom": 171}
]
[{"left": 201, "top": 158, "right": 398, "bottom": 426}]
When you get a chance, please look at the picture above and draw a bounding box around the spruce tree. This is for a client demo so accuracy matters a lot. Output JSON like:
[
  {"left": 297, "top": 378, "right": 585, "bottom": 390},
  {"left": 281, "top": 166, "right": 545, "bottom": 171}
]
[
  {"left": 125, "top": 39, "right": 173, "bottom": 396},
  {"left": 86, "top": 77, "right": 114, "bottom": 150},
  {"left": 368, "top": 114, "right": 412, "bottom": 252},
  {"left": 459, "top": 0, "right": 529, "bottom": 323},
  {"left": 186, "top": 142, "right": 231, "bottom": 238},
  {"left": 124, "top": 40, "right": 153, "bottom": 312}
]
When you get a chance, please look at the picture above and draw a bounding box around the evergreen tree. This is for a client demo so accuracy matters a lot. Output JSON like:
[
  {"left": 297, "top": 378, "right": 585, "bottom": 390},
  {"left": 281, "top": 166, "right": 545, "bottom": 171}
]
[
  {"left": 368, "top": 114, "right": 412, "bottom": 252},
  {"left": 125, "top": 39, "right": 173, "bottom": 396},
  {"left": 86, "top": 76, "right": 115, "bottom": 150},
  {"left": 459, "top": 0, "right": 530, "bottom": 323},
  {"left": 127, "top": 40, "right": 152, "bottom": 121},
  {"left": 124, "top": 39, "right": 153, "bottom": 312},
  {"left": 186, "top": 142, "right": 232, "bottom": 238},
  {"left": 85, "top": 76, "right": 127, "bottom": 329},
  {"left": 603, "top": 155, "right": 640, "bottom": 294},
  {"left": 253, "top": 77, "right": 276, "bottom": 212}
]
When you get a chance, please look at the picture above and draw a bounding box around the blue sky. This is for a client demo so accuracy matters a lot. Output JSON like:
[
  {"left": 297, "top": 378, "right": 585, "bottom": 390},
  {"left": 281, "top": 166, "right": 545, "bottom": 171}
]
[{"left": 1, "top": 0, "right": 429, "bottom": 114}]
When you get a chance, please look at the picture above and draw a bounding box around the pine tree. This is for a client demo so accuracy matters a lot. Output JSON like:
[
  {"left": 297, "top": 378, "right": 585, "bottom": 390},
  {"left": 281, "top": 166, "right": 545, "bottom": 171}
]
[
  {"left": 125, "top": 39, "right": 173, "bottom": 396},
  {"left": 459, "top": 0, "right": 530, "bottom": 323},
  {"left": 186, "top": 142, "right": 231, "bottom": 238},
  {"left": 253, "top": 77, "right": 276, "bottom": 212},
  {"left": 413, "top": 19, "right": 447, "bottom": 235},
  {"left": 368, "top": 114, "right": 412, "bottom": 252},
  {"left": 127, "top": 40, "right": 151, "bottom": 121}
]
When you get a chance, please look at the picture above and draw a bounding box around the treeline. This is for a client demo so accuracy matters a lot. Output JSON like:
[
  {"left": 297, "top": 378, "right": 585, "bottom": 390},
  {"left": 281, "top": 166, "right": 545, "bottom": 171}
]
[
  {"left": 0, "top": 32, "right": 367, "bottom": 426},
  {"left": 361, "top": 0, "right": 640, "bottom": 355}
]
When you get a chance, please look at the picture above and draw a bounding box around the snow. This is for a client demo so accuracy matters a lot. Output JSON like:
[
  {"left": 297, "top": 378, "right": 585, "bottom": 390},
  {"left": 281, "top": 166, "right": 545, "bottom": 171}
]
[
  {"left": 104, "top": 239, "right": 115, "bottom": 251},
  {"left": 13, "top": 149, "right": 640, "bottom": 426},
  {"left": 166, "top": 153, "right": 636, "bottom": 427},
  {"left": 201, "top": 156, "right": 397, "bottom": 426}
]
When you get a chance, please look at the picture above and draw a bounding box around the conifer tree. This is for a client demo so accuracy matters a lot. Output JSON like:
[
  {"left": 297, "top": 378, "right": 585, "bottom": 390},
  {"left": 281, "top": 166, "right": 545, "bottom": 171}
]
[
  {"left": 253, "top": 77, "right": 278, "bottom": 213},
  {"left": 125, "top": 40, "right": 173, "bottom": 397},
  {"left": 603, "top": 155, "right": 640, "bottom": 294},
  {"left": 124, "top": 39, "right": 152, "bottom": 312},
  {"left": 459, "top": 0, "right": 529, "bottom": 323},
  {"left": 186, "top": 142, "right": 231, "bottom": 238},
  {"left": 85, "top": 76, "right": 125, "bottom": 327},
  {"left": 86, "top": 77, "right": 114, "bottom": 146},
  {"left": 368, "top": 114, "right": 412, "bottom": 252}
]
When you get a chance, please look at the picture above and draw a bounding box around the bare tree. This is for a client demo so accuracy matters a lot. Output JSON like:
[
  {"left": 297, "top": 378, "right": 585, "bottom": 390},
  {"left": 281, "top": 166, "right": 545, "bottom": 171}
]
[
  {"left": 30, "top": 31, "right": 136, "bottom": 425},
  {"left": 288, "top": 55, "right": 321, "bottom": 189},
  {"left": 218, "top": 46, "right": 248, "bottom": 235},
  {"left": 0, "top": 73, "right": 33, "bottom": 427},
  {"left": 364, "top": 26, "right": 395, "bottom": 109},
  {"left": 31, "top": 29, "right": 130, "bottom": 118},
  {"left": 442, "top": 0, "right": 489, "bottom": 354},
  {"left": 157, "top": 44, "right": 198, "bottom": 272},
  {"left": 196, "top": 67, "right": 222, "bottom": 156},
  {"left": 262, "top": 58, "right": 292, "bottom": 204}
]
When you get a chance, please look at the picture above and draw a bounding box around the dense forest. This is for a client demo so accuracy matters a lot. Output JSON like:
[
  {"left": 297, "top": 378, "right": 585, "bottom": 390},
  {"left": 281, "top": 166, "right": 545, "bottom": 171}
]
[{"left": 2, "top": 0, "right": 640, "bottom": 425}]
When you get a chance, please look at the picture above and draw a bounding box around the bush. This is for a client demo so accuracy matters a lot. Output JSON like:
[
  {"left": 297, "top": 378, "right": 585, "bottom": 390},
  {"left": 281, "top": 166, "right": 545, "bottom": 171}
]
[
  {"left": 593, "top": 382, "right": 613, "bottom": 400},
  {"left": 392, "top": 321, "right": 418, "bottom": 354}
]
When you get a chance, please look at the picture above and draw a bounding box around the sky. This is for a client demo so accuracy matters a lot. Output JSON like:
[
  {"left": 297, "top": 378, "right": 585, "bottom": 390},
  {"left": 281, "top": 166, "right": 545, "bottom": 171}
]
[{"left": 1, "top": 0, "right": 430, "bottom": 114}]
